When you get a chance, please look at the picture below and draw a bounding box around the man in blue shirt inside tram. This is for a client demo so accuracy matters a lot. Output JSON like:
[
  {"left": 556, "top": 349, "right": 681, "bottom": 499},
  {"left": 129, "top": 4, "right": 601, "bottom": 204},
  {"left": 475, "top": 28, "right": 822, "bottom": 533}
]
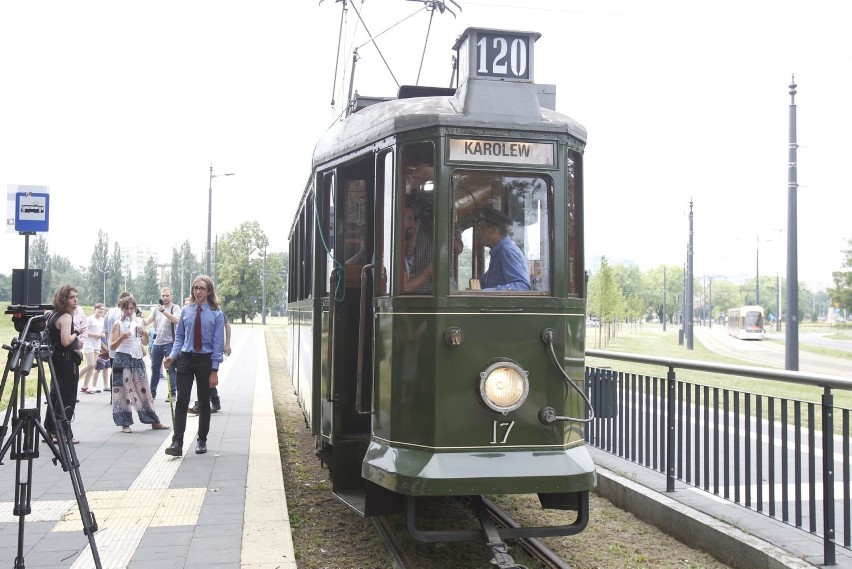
[
  {"left": 475, "top": 206, "right": 531, "bottom": 292},
  {"left": 163, "top": 275, "right": 226, "bottom": 456}
]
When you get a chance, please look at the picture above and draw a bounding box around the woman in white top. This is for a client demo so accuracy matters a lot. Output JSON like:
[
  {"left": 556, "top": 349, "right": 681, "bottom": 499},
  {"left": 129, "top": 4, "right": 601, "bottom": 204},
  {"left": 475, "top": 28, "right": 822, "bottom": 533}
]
[
  {"left": 109, "top": 296, "right": 169, "bottom": 433},
  {"left": 79, "top": 303, "right": 106, "bottom": 393}
]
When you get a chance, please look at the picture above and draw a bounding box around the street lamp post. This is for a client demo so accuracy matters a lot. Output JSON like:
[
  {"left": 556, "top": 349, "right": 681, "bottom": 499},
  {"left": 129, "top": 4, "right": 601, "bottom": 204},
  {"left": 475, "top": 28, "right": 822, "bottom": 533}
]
[{"left": 207, "top": 164, "right": 235, "bottom": 276}]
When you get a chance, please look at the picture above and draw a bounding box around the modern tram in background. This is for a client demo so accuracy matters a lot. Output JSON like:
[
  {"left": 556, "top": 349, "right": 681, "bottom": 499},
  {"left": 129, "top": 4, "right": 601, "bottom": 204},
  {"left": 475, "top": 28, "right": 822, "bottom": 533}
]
[
  {"left": 286, "top": 27, "right": 596, "bottom": 549},
  {"left": 727, "top": 305, "right": 766, "bottom": 340}
]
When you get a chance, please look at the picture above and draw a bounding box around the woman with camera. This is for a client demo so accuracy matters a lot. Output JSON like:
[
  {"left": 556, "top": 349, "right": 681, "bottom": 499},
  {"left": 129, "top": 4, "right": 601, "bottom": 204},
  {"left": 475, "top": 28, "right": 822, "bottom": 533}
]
[
  {"left": 109, "top": 296, "right": 169, "bottom": 433},
  {"left": 44, "top": 284, "right": 87, "bottom": 444}
]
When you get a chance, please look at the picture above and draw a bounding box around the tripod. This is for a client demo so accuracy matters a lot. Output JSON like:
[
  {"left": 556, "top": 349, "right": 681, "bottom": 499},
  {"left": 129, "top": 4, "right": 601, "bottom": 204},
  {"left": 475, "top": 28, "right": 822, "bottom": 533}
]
[{"left": 0, "top": 310, "right": 101, "bottom": 568}]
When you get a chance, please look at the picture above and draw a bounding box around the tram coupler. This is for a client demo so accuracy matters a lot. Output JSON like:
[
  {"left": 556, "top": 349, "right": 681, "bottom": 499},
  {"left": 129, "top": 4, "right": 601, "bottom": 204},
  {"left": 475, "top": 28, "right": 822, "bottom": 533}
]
[{"left": 471, "top": 496, "right": 525, "bottom": 569}]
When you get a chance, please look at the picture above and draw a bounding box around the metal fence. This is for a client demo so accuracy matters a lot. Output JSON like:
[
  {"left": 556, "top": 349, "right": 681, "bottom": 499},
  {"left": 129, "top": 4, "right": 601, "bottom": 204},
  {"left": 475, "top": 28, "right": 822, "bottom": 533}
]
[{"left": 584, "top": 349, "right": 852, "bottom": 566}]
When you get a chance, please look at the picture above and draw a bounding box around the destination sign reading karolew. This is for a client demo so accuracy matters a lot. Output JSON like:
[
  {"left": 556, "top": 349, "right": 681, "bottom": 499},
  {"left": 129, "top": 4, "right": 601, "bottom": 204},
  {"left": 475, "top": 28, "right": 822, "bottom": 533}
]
[{"left": 448, "top": 137, "right": 555, "bottom": 166}]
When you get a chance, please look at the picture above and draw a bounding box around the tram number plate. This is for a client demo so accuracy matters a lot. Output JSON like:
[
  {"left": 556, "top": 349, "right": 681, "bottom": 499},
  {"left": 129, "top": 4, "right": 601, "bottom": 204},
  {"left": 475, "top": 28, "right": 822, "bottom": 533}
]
[
  {"left": 490, "top": 420, "right": 516, "bottom": 444},
  {"left": 476, "top": 33, "right": 530, "bottom": 79}
]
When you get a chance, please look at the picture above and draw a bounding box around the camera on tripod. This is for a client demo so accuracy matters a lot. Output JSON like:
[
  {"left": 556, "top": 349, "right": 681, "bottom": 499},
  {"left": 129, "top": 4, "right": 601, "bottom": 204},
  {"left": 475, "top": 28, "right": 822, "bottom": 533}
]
[{"left": 6, "top": 304, "right": 54, "bottom": 335}]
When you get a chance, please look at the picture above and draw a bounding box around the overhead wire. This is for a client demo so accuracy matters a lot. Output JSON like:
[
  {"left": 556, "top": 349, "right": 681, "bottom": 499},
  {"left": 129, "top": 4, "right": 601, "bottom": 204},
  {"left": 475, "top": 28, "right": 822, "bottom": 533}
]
[
  {"left": 415, "top": 8, "right": 435, "bottom": 85},
  {"left": 329, "top": 0, "right": 457, "bottom": 114},
  {"left": 348, "top": 0, "right": 401, "bottom": 88},
  {"left": 329, "top": 0, "right": 348, "bottom": 107}
]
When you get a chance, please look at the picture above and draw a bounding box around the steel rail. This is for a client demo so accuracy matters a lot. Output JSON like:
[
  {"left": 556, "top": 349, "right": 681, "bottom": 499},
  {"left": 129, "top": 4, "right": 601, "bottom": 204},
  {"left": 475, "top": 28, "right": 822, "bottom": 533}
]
[{"left": 482, "top": 497, "right": 572, "bottom": 569}]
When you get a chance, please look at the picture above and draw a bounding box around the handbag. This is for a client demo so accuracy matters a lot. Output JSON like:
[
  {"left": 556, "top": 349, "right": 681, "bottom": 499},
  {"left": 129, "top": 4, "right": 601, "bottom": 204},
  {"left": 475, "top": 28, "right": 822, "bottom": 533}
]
[{"left": 71, "top": 350, "right": 84, "bottom": 365}]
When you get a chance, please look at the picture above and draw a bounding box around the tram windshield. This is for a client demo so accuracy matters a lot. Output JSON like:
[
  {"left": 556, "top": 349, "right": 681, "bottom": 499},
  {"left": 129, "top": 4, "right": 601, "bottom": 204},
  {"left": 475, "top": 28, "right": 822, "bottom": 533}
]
[{"left": 451, "top": 171, "right": 552, "bottom": 294}]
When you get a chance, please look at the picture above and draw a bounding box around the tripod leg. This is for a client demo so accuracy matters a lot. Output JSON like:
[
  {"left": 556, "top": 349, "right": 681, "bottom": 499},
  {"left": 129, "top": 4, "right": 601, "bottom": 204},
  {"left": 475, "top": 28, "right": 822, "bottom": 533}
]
[
  {"left": 12, "top": 410, "right": 38, "bottom": 568},
  {"left": 0, "top": 340, "right": 25, "bottom": 448},
  {"left": 41, "top": 353, "right": 103, "bottom": 569}
]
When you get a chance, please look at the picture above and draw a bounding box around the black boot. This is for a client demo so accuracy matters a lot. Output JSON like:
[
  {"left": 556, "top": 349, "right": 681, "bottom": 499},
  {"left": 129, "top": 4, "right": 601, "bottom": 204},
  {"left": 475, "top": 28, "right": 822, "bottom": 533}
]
[
  {"left": 187, "top": 401, "right": 199, "bottom": 415},
  {"left": 165, "top": 440, "right": 183, "bottom": 457},
  {"left": 211, "top": 398, "right": 221, "bottom": 413}
]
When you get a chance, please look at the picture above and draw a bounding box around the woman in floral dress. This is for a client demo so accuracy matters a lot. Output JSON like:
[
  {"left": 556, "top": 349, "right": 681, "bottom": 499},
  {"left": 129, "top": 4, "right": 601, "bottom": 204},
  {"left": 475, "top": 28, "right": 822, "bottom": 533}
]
[{"left": 109, "top": 296, "right": 170, "bottom": 433}]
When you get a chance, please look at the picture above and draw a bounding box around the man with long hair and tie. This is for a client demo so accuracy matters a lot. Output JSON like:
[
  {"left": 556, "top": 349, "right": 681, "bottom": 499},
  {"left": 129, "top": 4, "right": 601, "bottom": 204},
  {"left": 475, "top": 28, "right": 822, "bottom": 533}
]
[{"left": 163, "top": 275, "right": 226, "bottom": 456}]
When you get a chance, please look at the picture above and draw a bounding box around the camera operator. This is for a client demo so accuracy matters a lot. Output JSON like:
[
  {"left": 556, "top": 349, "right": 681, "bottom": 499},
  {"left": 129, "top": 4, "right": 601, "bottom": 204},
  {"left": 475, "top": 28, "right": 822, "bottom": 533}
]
[
  {"left": 144, "top": 287, "right": 180, "bottom": 399},
  {"left": 44, "top": 284, "right": 87, "bottom": 445}
]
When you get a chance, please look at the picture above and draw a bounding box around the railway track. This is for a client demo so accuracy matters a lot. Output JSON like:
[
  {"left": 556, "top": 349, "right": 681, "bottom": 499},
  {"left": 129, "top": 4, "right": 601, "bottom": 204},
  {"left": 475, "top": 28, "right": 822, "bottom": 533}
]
[
  {"left": 371, "top": 497, "right": 570, "bottom": 569},
  {"left": 483, "top": 497, "right": 571, "bottom": 569}
]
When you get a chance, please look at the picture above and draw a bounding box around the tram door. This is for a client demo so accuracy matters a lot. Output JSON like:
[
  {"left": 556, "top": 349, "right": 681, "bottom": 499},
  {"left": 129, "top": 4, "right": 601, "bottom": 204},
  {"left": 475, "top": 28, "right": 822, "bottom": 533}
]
[{"left": 324, "top": 155, "right": 378, "bottom": 493}]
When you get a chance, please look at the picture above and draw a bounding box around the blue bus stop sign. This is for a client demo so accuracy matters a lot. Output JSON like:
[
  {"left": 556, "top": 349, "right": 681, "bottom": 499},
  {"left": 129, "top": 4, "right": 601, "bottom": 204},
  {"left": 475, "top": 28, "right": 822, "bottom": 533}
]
[{"left": 15, "top": 192, "right": 49, "bottom": 233}]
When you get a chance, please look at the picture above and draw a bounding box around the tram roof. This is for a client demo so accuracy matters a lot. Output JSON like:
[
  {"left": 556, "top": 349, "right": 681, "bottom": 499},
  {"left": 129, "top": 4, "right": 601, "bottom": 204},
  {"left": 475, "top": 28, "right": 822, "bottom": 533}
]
[{"left": 312, "top": 81, "right": 587, "bottom": 166}]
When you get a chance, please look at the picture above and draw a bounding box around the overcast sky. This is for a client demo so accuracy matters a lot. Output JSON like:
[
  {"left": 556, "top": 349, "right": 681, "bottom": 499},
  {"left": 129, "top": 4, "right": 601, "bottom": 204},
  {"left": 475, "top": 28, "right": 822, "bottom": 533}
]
[{"left": 2, "top": 0, "right": 849, "bottom": 291}]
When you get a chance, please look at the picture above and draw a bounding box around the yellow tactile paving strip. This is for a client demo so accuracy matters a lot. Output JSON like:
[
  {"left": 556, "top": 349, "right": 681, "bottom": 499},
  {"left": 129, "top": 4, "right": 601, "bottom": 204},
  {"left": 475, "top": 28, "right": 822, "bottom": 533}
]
[{"left": 53, "top": 487, "right": 206, "bottom": 532}]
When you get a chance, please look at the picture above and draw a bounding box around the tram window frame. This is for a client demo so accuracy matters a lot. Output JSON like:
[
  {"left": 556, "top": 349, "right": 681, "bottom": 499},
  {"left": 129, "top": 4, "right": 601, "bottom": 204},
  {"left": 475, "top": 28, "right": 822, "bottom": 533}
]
[
  {"left": 377, "top": 149, "right": 393, "bottom": 296},
  {"left": 321, "top": 171, "right": 336, "bottom": 297},
  {"left": 299, "top": 205, "right": 308, "bottom": 300},
  {"left": 305, "top": 194, "right": 314, "bottom": 299},
  {"left": 450, "top": 170, "right": 553, "bottom": 295},
  {"left": 342, "top": 178, "right": 369, "bottom": 288},
  {"left": 399, "top": 141, "right": 436, "bottom": 295},
  {"left": 565, "top": 149, "right": 583, "bottom": 297}
]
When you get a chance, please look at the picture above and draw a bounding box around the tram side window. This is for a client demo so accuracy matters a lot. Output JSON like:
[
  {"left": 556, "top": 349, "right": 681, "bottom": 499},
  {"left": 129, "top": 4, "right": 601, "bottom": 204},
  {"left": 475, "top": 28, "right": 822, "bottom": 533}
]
[
  {"left": 343, "top": 180, "right": 368, "bottom": 287},
  {"left": 400, "top": 142, "right": 435, "bottom": 295},
  {"left": 305, "top": 195, "right": 314, "bottom": 298},
  {"left": 298, "top": 206, "right": 308, "bottom": 300},
  {"left": 377, "top": 150, "right": 393, "bottom": 295},
  {"left": 565, "top": 150, "right": 582, "bottom": 296},
  {"left": 451, "top": 171, "right": 552, "bottom": 294},
  {"left": 322, "top": 172, "right": 335, "bottom": 296}
]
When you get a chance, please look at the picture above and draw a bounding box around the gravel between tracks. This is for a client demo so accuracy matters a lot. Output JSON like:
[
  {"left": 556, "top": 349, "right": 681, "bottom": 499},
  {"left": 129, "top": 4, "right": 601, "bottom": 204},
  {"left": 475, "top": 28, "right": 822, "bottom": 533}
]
[{"left": 265, "top": 324, "right": 731, "bottom": 568}]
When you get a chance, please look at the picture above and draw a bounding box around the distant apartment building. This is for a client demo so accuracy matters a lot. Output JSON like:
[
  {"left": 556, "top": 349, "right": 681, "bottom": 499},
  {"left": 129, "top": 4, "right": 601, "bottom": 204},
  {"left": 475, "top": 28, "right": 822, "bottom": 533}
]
[{"left": 121, "top": 245, "right": 158, "bottom": 277}]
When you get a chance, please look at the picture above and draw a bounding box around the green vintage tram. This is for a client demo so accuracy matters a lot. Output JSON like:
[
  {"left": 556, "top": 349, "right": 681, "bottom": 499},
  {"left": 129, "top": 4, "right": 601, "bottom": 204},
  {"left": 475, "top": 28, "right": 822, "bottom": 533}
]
[{"left": 287, "top": 27, "right": 595, "bottom": 547}]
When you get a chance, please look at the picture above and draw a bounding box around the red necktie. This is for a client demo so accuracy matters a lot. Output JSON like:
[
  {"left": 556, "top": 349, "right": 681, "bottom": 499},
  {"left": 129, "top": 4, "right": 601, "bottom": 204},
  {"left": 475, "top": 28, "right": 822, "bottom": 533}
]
[{"left": 193, "top": 304, "right": 203, "bottom": 351}]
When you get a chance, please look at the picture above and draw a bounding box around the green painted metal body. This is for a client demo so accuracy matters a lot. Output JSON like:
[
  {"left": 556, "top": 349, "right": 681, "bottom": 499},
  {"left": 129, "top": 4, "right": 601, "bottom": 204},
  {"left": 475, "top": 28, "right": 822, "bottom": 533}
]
[{"left": 363, "top": 299, "right": 594, "bottom": 495}]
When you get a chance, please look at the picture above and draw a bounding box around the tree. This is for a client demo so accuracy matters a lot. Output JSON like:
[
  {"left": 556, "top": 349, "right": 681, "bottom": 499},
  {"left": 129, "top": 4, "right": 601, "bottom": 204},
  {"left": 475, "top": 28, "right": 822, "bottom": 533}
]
[
  {"left": 87, "top": 230, "right": 112, "bottom": 305},
  {"left": 266, "top": 251, "right": 288, "bottom": 316},
  {"left": 50, "top": 254, "right": 85, "bottom": 304},
  {"left": 829, "top": 237, "right": 852, "bottom": 315},
  {"left": 171, "top": 241, "right": 201, "bottom": 302},
  {"left": 707, "top": 279, "right": 741, "bottom": 321},
  {"left": 587, "top": 257, "right": 625, "bottom": 347},
  {"left": 107, "top": 242, "right": 124, "bottom": 304},
  {"left": 139, "top": 257, "right": 160, "bottom": 304},
  {"left": 0, "top": 273, "right": 10, "bottom": 302},
  {"left": 216, "top": 221, "right": 269, "bottom": 323},
  {"left": 611, "top": 262, "right": 642, "bottom": 322},
  {"left": 642, "top": 264, "right": 683, "bottom": 324},
  {"left": 30, "top": 235, "right": 51, "bottom": 303}
]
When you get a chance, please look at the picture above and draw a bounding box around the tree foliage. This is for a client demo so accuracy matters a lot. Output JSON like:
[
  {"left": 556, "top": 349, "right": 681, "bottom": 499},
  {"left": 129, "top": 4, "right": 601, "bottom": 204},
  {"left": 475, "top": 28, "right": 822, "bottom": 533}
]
[
  {"left": 86, "top": 230, "right": 112, "bottom": 306},
  {"left": 139, "top": 257, "right": 160, "bottom": 304},
  {"left": 216, "top": 221, "right": 270, "bottom": 323},
  {"left": 588, "top": 257, "right": 624, "bottom": 322},
  {"left": 169, "top": 241, "right": 202, "bottom": 303},
  {"left": 830, "top": 237, "right": 852, "bottom": 315}
]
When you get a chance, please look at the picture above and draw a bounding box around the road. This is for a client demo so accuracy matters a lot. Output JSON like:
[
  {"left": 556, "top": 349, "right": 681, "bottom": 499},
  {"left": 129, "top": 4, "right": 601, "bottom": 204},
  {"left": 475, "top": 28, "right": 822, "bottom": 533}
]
[{"left": 693, "top": 325, "right": 852, "bottom": 378}]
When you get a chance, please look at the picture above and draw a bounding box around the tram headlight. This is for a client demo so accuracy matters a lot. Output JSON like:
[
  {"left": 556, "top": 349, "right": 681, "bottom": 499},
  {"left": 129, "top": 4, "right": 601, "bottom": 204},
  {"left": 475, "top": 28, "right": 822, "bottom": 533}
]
[{"left": 479, "top": 362, "right": 529, "bottom": 414}]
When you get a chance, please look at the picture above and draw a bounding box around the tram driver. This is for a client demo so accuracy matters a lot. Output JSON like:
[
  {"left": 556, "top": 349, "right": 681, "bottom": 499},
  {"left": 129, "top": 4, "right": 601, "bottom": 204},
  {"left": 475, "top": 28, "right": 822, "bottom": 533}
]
[{"left": 474, "top": 207, "right": 531, "bottom": 291}]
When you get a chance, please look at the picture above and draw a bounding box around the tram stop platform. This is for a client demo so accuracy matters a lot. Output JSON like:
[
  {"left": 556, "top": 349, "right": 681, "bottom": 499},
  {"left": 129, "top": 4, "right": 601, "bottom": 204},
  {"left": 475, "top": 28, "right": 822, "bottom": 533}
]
[{"left": 0, "top": 326, "right": 296, "bottom": 568}]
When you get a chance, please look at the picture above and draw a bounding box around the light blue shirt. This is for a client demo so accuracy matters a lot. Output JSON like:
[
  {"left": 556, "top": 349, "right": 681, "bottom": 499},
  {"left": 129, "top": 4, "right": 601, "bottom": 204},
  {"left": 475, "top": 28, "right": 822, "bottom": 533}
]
[
  {"left": 169, "top": 302, "right": 226, "bottom": 369},
  {"left": 481, "top": 235, "right": 531, "bottom": 291}
]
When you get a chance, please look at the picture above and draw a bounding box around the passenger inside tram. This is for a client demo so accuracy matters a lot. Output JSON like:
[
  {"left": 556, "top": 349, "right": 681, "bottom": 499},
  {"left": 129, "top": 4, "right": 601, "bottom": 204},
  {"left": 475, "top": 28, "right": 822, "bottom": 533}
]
[{"left": 473, "top": 206, "right": 531, "bottom": 291}]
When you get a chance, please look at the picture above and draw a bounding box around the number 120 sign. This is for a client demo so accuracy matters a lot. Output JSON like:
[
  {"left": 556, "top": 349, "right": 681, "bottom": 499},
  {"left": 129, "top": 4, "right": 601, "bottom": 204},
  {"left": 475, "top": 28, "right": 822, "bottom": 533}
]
[{"left": 475, "top": 33, "right": 530, "bottom": 80}]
